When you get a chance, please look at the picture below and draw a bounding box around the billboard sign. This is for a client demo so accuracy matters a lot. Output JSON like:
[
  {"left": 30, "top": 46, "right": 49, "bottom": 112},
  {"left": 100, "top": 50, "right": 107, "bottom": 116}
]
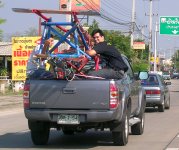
[
  {"left": 133, "top": 42, "right": 145, "bottom": 50},
  {"left": 60, "top": 0, "right": 100, "bottom": 12},
  {"left": 150, "top": 56, "right": 159, "bottom": 64},
  {"left": 12, "top": 37, "right": 41, "bottom": 81}
]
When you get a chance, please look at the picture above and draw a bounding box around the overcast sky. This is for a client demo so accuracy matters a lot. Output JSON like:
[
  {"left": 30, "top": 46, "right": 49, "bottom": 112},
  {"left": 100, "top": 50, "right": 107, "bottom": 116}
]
[{"left": 1, "top": 0, "right": 179, "bottom": 58}]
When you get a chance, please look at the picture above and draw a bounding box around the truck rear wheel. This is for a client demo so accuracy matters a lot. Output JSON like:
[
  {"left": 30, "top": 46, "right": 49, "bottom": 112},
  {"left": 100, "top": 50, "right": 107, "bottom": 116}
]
[
  {"left": 31, "top": 129, "right": 49, "bottom": 145},
  {"left": 131, "top": 110, "right": 145, "bottom": 135},
  {"left": 28, "top": 121, "right": 50, "bottom": 145},
  {"left": 112, "top": 113, "right": 129, "bottom": 146}
]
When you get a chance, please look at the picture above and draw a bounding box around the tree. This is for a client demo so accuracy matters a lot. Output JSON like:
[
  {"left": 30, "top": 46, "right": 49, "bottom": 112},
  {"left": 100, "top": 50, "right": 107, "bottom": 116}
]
[
  {"left": 171, "top": 50, "right": 179, "bottom": 71},
  {"left": 5, "top": 27, "right": 38, "bottom": 42},
  {"left": 87, "top": 19, "right": 99, "bottom": 34},
  {"left": 24, "top": 27, "right": 38, "bottom": 36},
  {"left": 0, "top": 1, "right": 6, "bottom": 41}
]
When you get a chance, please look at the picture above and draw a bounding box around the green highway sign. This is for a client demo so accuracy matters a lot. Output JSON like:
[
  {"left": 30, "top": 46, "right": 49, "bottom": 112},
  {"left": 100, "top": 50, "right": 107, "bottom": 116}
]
[{"left": 160, "top": 16, "right": 179, "bottom": 35}]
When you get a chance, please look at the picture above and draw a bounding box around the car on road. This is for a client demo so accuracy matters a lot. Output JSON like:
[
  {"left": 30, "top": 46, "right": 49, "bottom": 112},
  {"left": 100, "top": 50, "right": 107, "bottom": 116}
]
[
  {"left": 162, "top": 72, "right": 171, "bottom": 80},
  {"left": 171, "top": 72, "right": 179, "bottom": 79},
  {"left": 141, "top": 73, "right": 171, "bottom": 112}
]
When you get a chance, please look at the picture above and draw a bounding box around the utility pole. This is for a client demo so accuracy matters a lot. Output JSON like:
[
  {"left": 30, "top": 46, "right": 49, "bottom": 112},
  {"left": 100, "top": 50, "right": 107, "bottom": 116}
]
[
  {"left": 144, "top": 0, "right": 159, "bottom": 71},
  {"left": 38, "top": 17, "right": 41, "bottom": 36},
  {"left": 149, "top": 0, "right": 153, "bottom": 71},
  {"left": 67, "top": 0, "right": 72, "bottom": 22},
  {"left": 131, "top": 0, "right": 136, "bottom": 48},
  {"left": 154, "top": 21, "right": 159, "bottom": 72},
  {"left": 66, "top": 0, "right": 72, "bottom": 49}
]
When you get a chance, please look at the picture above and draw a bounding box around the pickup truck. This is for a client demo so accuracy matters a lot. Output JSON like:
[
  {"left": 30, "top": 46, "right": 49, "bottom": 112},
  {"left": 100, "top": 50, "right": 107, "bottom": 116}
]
[{"left": 23, "top": 55, "right": 148, "bottom": 146}]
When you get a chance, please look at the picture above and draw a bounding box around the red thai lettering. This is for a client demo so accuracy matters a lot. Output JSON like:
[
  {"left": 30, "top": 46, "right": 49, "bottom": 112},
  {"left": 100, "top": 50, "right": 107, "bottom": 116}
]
[
  {"left": 14, "top": 50, "right": 32, "bottom": 57},
  {"left": 14, "top": 60, "right": 28, "bottom": 66}
]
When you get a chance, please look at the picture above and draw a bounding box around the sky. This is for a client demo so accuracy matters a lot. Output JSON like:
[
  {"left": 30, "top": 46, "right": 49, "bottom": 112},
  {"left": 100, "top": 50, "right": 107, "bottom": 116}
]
[{"left": 1, "top": 0, "right": 179, "bottom": 59}]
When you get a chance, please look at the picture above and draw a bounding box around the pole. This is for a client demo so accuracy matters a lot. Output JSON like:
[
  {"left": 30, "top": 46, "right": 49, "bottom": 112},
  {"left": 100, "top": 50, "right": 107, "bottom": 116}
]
[
  {"left": 66, "top": 0, "right": 72, "bottom": 49},
  {"left": 66, "top": 0, "right": 72, "bottom": 22},
  {"left": 148, "top": 0, "right": 153, "bottom": 71},
  {"left": 38, "top": 17, "right": 41, "bottom": 36},
  {"left": 131, "top": 0, "right": 136, "bottom": 48},
  {"left": 154, "top": 22, "right": 158, "bottom": 72}
]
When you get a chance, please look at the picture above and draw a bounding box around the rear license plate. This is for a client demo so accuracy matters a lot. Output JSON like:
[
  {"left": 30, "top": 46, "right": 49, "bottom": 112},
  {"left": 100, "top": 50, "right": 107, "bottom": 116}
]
[{"left": 57, "top": 114, "right": 79, "bottom": 124}]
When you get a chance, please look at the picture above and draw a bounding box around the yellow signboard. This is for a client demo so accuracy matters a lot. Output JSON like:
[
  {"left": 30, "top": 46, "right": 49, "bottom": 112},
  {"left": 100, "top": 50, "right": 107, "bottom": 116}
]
[
  {"left": 133, "top": 42, "right": 145, "bottom": 50},
  {"left": 12, "top": 37, "right": 41, "bottom": 81},
  {"left": 150, "top": 57, "right": 159, "bottom": 64}
]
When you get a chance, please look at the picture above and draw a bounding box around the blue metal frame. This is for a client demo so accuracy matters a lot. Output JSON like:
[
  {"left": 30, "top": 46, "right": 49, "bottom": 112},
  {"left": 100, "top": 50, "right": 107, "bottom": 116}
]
[{"left": 37, "top": 18, "right": 91, "bottom": 60}]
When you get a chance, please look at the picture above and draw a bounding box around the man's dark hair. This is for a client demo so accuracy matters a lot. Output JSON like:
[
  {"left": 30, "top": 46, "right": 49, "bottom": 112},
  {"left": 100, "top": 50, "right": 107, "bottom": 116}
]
[{"left": 91, "top": 29, "right": 105, "bottom": 37}]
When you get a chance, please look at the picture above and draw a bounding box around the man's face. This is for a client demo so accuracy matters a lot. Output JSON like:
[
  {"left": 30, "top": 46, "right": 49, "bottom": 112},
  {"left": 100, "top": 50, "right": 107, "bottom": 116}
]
[
  {"left": 93, "top": 33, "right": 104, "bottom": 44},
  {"left": 49, "top": 37, "right": 54, "bottom": 46}
]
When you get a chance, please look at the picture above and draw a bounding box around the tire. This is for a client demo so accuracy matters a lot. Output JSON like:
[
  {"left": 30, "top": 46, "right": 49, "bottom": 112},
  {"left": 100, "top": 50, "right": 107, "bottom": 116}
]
[
  {"left": 158, "top": 98, "right": 165, "bottom": 112},
  {"left": 131, "top": 109, "right": 145, "bottom": 135},
  {"left": 31, "top": 129, "right": 50, "bottom": 145},
  {"left": 165, "top": 95, "right": 170, "bottom": 109},
  {"left": 29, "top": 121, "right": 50, "bottom": 145},
  {"left": 112, "top": 113, "right": 129, "bottom": 146}
]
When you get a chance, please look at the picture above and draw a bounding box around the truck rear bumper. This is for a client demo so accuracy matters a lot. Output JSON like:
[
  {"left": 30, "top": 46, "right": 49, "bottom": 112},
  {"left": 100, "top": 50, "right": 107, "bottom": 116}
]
[{"left": 24, "top": 108, "right": 122, "bottom": 123}]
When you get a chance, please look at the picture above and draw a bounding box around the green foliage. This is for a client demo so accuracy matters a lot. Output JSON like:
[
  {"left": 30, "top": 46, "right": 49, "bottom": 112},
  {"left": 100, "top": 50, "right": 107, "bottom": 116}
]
[
  {"left": 0, "top": 18, "right": 6, "bottom": 41},
  {"left": 104, "top": 30, "right": 132, "bottom": 58},
  {"left": 24, "top": 27, "right": 38, "bottom": 36},
  {"left": 175, "top": 61, "right": 179, "bottom": 72},
  {"left": 171, "top": 50, "right": 179, "bottom": 71},
  {"left": 88, "top": 19, "right": 99, "bottom": 34},
  {"left": 0, "top": 1, "right": 6, "bottom": 41},
  {"left": 132, "top": 60, "right": 149, "bottom": 72},
  {"left": 0, "top": 67, "right": 8, "bottom": 76}
]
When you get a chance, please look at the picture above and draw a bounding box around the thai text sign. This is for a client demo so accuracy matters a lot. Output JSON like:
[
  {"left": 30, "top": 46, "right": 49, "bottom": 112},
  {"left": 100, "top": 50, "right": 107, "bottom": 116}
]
[
  {"left": 60, "top": 0, "right": 100, "bottom": 12},
  {"left": 160, "top": 16, "right": 179, "bottom": 35},
  {"left": 150, "top": 57, "right": 159, "bottom": 64},
  {"left": 12, "top": 37, "right": 41, "bottom": 81}
]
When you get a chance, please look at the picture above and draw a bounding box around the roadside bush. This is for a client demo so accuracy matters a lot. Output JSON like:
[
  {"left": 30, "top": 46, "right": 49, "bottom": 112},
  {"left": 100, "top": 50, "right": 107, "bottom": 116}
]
[{"left": 132, "top": 61, "right": 149, "bottom": 72}]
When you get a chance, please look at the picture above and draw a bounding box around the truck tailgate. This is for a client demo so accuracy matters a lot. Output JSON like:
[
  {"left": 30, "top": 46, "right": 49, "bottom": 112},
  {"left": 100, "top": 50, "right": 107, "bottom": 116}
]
[{"left": 29, "top": 80, "right": 110, "bottom": 109}]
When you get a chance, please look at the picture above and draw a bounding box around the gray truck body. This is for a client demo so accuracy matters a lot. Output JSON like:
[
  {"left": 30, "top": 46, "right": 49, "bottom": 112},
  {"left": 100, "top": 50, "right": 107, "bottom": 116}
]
[{"left": 23, "top": 56, "right": 147, "bottom": 146}]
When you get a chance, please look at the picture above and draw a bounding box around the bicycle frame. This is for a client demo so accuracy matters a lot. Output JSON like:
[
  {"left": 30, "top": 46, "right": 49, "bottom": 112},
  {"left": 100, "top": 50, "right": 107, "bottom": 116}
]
[{"left": 33, "top": 10, "right": 91, "bottom": 59}]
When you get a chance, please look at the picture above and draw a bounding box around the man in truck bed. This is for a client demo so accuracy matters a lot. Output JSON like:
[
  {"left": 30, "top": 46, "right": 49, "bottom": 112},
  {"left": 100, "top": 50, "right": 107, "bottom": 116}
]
[{"left": 86, "top": 29, "right": 128, "bottom": 79}]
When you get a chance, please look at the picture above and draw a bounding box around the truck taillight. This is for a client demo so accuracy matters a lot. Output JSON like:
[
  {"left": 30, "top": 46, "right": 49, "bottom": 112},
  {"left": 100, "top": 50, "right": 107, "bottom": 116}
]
[
  {"left": 23, "top": 83, "right": 30, "bottom": 109},
  {"left": 146, "top": 90, "right": 161, "bottom": 95},
  {"left": 110, "top": 80, "right": 119, "bottom": 109}
]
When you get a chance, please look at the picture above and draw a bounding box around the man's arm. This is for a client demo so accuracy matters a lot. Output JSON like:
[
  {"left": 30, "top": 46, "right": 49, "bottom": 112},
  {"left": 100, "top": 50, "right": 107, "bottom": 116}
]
[{"left": 86, "top": 49, "right": 97, "bottom": 56}]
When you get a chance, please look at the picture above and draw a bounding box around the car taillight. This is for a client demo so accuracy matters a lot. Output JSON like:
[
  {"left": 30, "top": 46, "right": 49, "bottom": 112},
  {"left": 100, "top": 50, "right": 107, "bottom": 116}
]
[
  {"left": 110, "top": 80, "right": 120, "bottom": 109},
  {"left": 23, "top": 83, "right": 30, "bottom": 109},
  {"left": 146, "top": 90, "right": 161, "bottom": 95}
]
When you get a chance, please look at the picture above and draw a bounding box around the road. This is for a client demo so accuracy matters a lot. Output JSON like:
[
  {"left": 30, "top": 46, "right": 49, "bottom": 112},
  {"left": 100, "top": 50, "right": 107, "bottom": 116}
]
[{"left": 0, "top": 80, "right": 179, "bottom": 150}]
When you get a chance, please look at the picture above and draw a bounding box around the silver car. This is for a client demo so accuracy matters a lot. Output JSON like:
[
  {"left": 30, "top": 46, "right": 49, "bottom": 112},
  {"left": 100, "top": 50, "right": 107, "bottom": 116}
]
[{"left": 141, "top": 73, "right": 171, "bottom": 112}]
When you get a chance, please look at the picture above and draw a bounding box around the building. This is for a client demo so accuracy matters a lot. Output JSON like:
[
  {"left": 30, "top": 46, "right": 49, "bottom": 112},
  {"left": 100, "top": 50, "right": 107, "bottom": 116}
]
[{"left": 0, "top": 42, "right": 12, "bottom": 78}]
